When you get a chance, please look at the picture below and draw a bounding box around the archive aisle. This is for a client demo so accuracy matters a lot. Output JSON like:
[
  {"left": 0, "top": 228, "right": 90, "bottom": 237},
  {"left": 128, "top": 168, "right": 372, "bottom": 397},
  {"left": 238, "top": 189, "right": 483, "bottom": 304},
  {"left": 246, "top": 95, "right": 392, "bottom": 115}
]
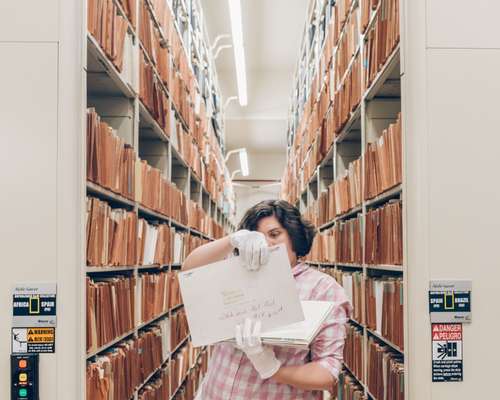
[{"left": 1, "top": 0, "right": 500, "bottom": 399}]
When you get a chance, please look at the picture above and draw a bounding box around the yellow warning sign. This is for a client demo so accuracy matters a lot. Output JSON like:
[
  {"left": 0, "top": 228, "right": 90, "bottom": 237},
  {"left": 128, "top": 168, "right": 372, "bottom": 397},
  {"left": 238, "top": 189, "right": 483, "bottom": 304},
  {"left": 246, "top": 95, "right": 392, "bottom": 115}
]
[{"left": 27, "top": 328, "right": 55, "bottom": 343}]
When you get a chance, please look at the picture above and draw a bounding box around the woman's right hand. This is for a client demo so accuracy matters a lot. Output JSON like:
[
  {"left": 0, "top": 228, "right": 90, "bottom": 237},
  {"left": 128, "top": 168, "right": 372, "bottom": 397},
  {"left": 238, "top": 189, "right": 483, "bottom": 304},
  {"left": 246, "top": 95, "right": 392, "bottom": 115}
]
[{"left": 229, "top": 230, "right": 270, "bottom": 271}]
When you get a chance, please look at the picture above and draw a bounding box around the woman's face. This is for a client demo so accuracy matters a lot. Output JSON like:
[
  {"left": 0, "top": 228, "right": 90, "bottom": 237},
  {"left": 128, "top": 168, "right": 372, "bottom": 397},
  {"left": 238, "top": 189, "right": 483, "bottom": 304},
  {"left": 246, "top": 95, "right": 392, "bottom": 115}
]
[{"left": 257, "top": 215, "right": 298, "bottom": 267}]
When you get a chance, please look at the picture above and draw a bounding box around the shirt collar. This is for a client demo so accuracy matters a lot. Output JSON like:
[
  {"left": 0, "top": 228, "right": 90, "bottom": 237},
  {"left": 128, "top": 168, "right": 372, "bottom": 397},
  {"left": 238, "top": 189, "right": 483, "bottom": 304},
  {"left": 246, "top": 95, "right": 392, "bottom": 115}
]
[{"left": 291, "top": 262, "right": 309, "bottom": 277}]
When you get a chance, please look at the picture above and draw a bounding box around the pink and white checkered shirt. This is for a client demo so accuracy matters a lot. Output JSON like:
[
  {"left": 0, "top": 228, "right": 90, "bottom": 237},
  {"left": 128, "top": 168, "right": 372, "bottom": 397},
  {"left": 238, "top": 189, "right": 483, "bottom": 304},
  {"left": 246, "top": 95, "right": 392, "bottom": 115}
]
[{"left": 202, "top": 262, "right": 352, "bottom": 399}]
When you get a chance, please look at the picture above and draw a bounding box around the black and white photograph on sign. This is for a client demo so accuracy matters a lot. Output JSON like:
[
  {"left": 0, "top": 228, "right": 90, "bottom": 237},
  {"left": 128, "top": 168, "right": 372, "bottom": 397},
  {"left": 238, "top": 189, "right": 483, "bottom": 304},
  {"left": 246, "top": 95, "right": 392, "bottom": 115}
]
[
  {"left": 432, "top": 323, "right": 463, "bottom": 382},
  {"left": 11, "top": 328, "right": 28, "bottom": 353}
]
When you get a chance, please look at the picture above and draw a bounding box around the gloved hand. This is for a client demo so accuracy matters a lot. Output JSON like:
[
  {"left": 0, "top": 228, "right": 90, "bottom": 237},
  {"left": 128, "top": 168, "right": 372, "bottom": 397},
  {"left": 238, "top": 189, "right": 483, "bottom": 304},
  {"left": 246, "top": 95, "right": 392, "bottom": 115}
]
[
  {"left": 229, "top": 230, "right": 270, "bottom": 271},
  {"left": 235, "top": 318, "right": 281, "bottom": 379}
]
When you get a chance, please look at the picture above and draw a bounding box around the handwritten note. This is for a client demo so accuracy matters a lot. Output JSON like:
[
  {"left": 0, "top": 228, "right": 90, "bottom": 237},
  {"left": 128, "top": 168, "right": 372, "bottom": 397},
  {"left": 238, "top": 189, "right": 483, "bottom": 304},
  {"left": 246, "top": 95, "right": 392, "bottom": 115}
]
[{"left": 178, "top": 244, "right": 304, "bottom": 347}]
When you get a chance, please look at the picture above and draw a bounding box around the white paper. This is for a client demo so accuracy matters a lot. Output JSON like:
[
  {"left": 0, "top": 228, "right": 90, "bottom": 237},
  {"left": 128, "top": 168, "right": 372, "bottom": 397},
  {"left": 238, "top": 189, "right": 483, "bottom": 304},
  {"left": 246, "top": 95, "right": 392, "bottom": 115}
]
[
  {"left": 178, "top": 244, "right": 304, "bottom": 347},
  {"left": 262, "top": 301, "right": 334, "bottom": 344},
  {"left": 143, "top": 224, "right": 158, "bottom": 265},
  {"left": 174, "top": 233, "right": 183, "bottom": 263}
]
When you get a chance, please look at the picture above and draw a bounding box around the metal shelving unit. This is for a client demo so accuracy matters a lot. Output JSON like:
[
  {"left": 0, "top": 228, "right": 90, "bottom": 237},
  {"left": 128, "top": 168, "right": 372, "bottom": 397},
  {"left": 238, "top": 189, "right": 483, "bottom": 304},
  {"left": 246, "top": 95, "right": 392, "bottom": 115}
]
[
  {"left": 285, "top": 1, "right": 404, "bottom": 399},
  {"left": 83, "top": 0, "right": 235, "bottom": 398}
]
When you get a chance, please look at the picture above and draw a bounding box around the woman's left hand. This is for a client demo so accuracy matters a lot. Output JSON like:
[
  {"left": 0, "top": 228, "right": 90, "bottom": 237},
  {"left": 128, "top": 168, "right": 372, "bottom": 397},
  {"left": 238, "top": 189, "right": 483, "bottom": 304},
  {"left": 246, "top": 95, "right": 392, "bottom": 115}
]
[{"left": 235, "top": 318, "right": 281, "bottom": 379}]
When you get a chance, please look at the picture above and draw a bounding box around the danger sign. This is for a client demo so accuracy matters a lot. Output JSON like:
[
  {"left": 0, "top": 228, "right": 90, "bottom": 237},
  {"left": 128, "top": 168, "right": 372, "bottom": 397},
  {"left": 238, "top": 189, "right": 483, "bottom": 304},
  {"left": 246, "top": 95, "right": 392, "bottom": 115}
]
[
  {"left": 432, "top": 323, "right": 462, "bottom": 341},
  {"left": 431, "top": 323, "right": 463, "bottom": 382}
]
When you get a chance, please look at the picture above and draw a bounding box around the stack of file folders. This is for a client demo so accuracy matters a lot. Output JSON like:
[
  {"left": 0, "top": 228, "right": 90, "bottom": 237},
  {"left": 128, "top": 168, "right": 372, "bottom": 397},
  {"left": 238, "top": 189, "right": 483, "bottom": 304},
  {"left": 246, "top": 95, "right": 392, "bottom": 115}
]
[
  {"left": 367, "top": 337, "right": 404, "bottom": 400},
  {"left": 366, "top": 276, "right": 404, "bottom": 349},
  {"left": 363, "top": 0, "right": 400, "bottom": 89},
  {"left": 334, "top": 216, "right": 363, "bottom": 265},
  {"left": 344, "top": 323, "right": 364, "bottom": 380},
  {"left": 87, "top": 0, "right": 129, "bottom": 72},
  {"left": 365, "top": 200, "right": 403, "bottom": 265},
  {"left": 364, "top": 113, "right": 402, "bottom": 200},
  {"left": 87, "top": 108, "right": 136, "bottom": 200},
  {"left": 86, "top": 197, "right": 138, "bottom": 266},
  {"left": 86, "top": 276, "right": 136, "bottom": 352}
]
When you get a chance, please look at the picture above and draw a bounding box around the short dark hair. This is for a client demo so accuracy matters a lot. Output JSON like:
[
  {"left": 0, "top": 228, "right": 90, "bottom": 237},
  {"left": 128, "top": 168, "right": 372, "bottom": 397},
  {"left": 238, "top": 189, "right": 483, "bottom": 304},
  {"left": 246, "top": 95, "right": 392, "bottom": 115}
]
[{"left": 238, "top": 200, "right": 317, "bottom": 257}]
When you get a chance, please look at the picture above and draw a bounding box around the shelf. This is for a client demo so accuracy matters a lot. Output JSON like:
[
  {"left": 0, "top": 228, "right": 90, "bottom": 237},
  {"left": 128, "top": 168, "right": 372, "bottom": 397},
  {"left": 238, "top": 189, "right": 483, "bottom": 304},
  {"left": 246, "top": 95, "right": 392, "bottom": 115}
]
[
  {"left": 363, "top": 44, "right": 401, "bottom": 101},
  {"left": 137, "top": 205, "right": 171, "bottom": 223},
  {"left": 169, "top": 303, "right": 184, "bottom": 313},
  {"left": 137, "top": 264, "right": 169, "bottom": 271},
  {"left": 335, "top": 103, "right": 362, "bottom": 144},
  {"left": 190, "top": 228, "right": 211, "bottom": 241},
  {"left": 335, "top": 205, "right": 363, "bottom": 222},
  {"left": 336, "top": 45, "right": 361, "bottom": 92},
  {"left": 170, "top": 142, "right": 189, "bottom": 170},
  {"left": 136, "top": 357, "right": 169, "bottom": 395},
  {"left": 112, "top": 0, "right": 136, "bottom": 35},
  {"left": 86, "top": 33, "right": 136, "bottom": 99},
  {"left": 364, "top": 184, "right": 402, "bottom": 208},
  {"left": 86, "top": 181, "right": 136, "bottom": 208},
  {"left": 366, "top": 264, "right": 404, "bottom": 273},
  {"left": 139, "top": 100, "right": 170, "bottom": 142},
  {"left": 171, "top": 335, "right": 190, "bottom": 355},
  {"left": 306, "top": 261, "right": 335, "bottom": 266},
  {"left": 86, "top": 328, "right": 135, "bottom": 359},
  {"left": 367, "top": 388, "right": 378, "bottom": 400},
  {"left": 319, "top": 143, "right": 335, "bottom": 168},
  {"left": 337, "top": 263, "right": 363, "bottom": 269},
  {"left": 144, "top": 0, "right": 168, "bottom": 47},
  {"left": 138, "top": 310, "right": 169, "bottom": 330},
  {"left": 367, "top": 328, "right": 404, "bottom": 355},
  {"left": 86, "top": 265, "right": 136, "bottom": 274},
  {"left": 138, "top": 42, "right": 191, "bottom": 135},
  {"left": 319, "top": 219, "right": 335, "bottom": 231},
  {"left": 169, "top": 349, "right": 206, "bottom": 400},
  {"left": 171, "top": 218, "right": 189, "bottom": 231},
  {"left": 342, "top": 361, "right": 365, "bottom": 390},
  {"left": 349, "top": 318, "right": 365, "bottom": 329}
]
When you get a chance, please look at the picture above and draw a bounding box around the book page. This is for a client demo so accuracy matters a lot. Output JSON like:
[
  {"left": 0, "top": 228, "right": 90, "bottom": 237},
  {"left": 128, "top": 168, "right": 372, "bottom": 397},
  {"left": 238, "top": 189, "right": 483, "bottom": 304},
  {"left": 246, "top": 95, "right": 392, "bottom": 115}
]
[
  {"left": 262, "top": 301, "right": 334, "bottom": 343},
  {"left": 178, "top": 244, "right": 304, "bottom": 347}
]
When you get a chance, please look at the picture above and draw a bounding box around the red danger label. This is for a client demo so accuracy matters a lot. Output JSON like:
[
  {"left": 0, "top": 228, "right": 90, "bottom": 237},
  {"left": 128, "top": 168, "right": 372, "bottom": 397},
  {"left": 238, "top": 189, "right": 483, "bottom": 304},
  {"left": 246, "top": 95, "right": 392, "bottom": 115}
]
[{"left": 432, "top": 323, "right": 462, "bottom": 341}]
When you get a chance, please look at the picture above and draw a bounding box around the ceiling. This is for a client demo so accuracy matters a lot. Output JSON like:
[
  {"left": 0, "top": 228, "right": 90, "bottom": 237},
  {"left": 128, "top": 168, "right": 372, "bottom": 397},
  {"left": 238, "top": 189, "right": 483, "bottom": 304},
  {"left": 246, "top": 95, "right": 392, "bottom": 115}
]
[{"left": 201, "top": 0, "right": 309, "bottom": 154}]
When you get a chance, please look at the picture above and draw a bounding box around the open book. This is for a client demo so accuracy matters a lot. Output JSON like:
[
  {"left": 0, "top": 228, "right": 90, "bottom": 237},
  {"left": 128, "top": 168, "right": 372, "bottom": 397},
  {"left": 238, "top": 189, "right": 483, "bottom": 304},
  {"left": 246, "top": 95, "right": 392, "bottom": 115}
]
[
  {"left": 259, "top": 301, "right": 334, "bottom": 349},
  {"left": 223, "top": 300, "right": 334, "bottom": 350}
]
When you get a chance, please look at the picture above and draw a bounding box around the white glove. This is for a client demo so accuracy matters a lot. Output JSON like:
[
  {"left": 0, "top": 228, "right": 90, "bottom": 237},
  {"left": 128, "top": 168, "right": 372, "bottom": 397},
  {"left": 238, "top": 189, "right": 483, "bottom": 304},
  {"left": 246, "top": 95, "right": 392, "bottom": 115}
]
[
  {"left": 229, "top": 230, "right": 270, "bottom": 271},
  {"left": 235, "top": 318, "right": 281, "bottom": 379}
]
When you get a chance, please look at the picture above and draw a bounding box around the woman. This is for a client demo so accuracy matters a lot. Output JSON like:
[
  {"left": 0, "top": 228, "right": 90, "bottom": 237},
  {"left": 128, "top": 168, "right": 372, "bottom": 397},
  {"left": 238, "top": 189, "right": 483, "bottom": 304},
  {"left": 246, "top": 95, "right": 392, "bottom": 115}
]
[{"left": 183, "top": 200, "right": 352, "bottom": 399}]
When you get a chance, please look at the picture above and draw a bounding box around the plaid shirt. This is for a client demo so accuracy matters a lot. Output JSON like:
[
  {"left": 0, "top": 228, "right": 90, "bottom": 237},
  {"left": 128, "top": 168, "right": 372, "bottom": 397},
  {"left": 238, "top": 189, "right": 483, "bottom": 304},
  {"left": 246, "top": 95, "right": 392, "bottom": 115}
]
[{"left": 202, "top": 262, "right": 352, "bottom": 399}]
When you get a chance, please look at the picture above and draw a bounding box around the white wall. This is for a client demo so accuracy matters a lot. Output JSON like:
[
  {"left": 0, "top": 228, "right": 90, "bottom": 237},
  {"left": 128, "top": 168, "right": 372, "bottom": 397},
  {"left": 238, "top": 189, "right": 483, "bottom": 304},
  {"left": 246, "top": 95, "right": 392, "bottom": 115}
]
[
  {"left": 227, "top": 150, "right": 286, "bottom": 181},
  {"left": 226, "top": 151, "right": 286, "bottom": 223},
  {"left": 404, "top": 0, "right": 500, "bottom": 398},
  {"left": 233, "top": 184, "right": 282, "bottom": 224},
  {"left": 0, "top": 1, "right": 84, "bottom": 399}
]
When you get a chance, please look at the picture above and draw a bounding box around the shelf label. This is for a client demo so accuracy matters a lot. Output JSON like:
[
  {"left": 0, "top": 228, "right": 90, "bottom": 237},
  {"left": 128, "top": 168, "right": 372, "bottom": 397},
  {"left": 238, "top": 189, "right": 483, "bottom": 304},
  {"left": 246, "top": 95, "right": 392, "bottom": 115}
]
[
  {"left": 432, "top": 323, "right": 463, "bottom": 382},
  {"left": 429, "top": 280, "right": 471, "bottom": 323},
  {"left": 12, "top": 327, "right": 55, "bottom": 354},
  {"left": 12, "top": 283, "right": 57, "bottom": 327}
]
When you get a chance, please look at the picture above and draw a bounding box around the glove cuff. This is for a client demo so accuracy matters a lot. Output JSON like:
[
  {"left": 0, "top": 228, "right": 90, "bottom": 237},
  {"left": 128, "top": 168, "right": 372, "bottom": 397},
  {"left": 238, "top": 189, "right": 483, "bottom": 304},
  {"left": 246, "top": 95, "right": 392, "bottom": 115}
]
[
  {"left": 229, "top": 230, "right": 247, "bottom": 248},
  {"left": 247, "top": 347, "right": 281, "bottom": 379}
]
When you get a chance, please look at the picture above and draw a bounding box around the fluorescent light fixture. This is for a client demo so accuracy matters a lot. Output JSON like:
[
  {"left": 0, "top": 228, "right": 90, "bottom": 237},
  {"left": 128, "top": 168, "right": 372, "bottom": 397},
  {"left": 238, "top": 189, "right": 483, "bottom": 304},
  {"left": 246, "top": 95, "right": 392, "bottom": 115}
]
[
  {"left": 228, "top": 0, "right": 248, "bottom": 106},
  {"left": 239, "top": 148, "right": 249, "bottom": 176}
]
